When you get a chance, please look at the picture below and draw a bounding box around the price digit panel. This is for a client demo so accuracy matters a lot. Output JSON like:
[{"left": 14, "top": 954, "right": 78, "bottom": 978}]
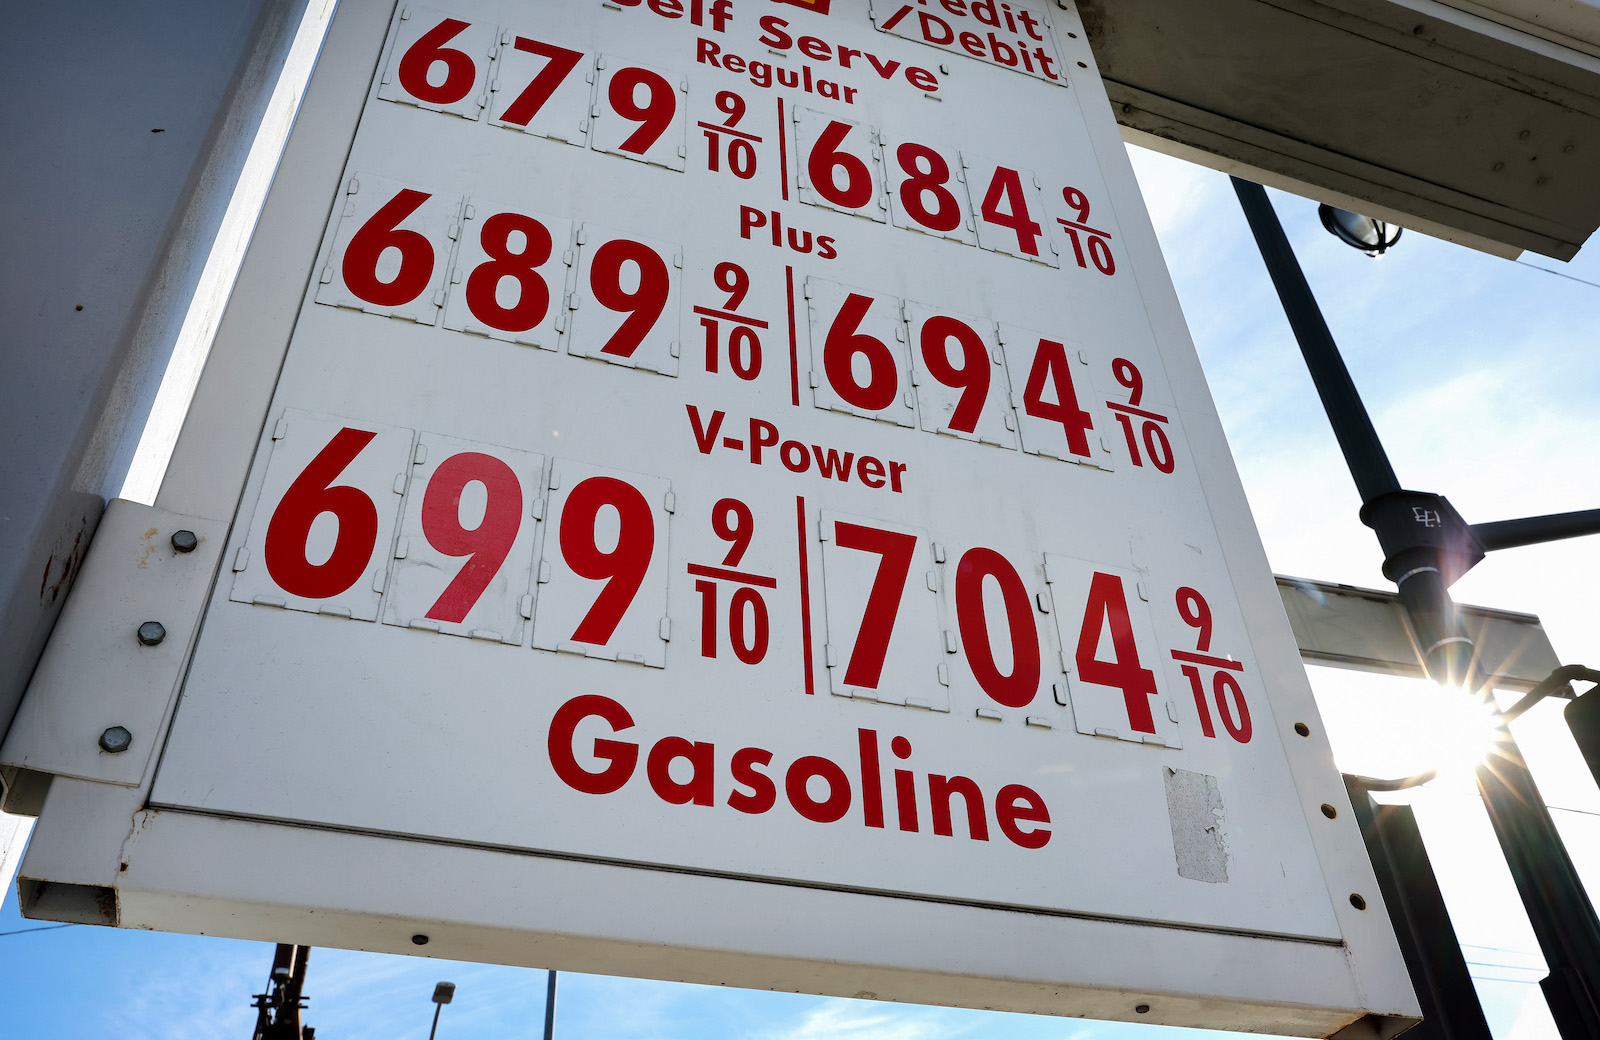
[
  {"left": 442, "top": 198, "right": 574, "bottom": 348},
  {"left": 532, "top": 460, "right": 674, "bottom": 668},
  {"left": 382, "top": 433, "right": 546, "bottom": 643},
  {"left": 487, "top": 32, "right": 594, "bottom": 144},
  {"left": 228, "top": 414, "right": 414, "bottom": 620},
  {"left": 565, "top": 225, "right": 684, "bottom": 375},
  {"left": 818, "top": 511, "right": 946, "bottom": 709},
  {"left": 316, "top": 174, "right": 461, "bottom": 324},
  {"left": 378, "top": 7, "right": 496, "bottom": 120},
  {"left": 806, "top": 277, "right": 917, "bottom": 428},
  {"left": 1044, "top": 554, "right": 1180, "bottom": 748}
]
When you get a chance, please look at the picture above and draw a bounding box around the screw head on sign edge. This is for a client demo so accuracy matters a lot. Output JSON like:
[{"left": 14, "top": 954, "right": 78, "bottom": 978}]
[
  {"left": 170, "top": 529, "right": 198, "bottom": 553},
  {"left": 136, "top": 621, "right": 166, "bottom": 646},
  {"left": 99, "top": 726, "right": 132, "bottom": 754}
]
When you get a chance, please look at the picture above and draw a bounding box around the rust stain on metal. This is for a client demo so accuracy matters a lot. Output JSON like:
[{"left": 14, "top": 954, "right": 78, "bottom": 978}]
[
  {"left": 95, "top": 886, "right": 118, "bottom": 926},
  {"left": 39, "top": 519, "right": 88, "bottom": 605},
  {"left": 137, "top": 526, "right": 160, "bottom": 569}
]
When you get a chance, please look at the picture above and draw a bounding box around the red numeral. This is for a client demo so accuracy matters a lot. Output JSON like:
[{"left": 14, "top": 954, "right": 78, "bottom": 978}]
[
  {"left": 835, "top": 522, "right": 918, "bottom": 689},
  {"left": 609, "top": 67, "right": 677, "bottom": 155},
  {"left": 699, "top": 497, "right": 769, "bottom": 665},
  {"left": 715, "top": 90, "right": 746, "bottom": 126},
  {"left": 704, "top": 92, "right": 755, "bottom": 178},
  {"left": 559, "top": 476, "right": 655, "bottom": 644},
  {"left": 1021, "top": 340, "right": 1093, "bottom": 457},
  {"left": 419, "top": 452, "right": 522, "bottom": 622},
  {"left": 500, "top": 37, "right": 583, "bottom": 125},
  {"left": 398, "top": 18, "right": 478, "bottom": 105},
  {"left": 823, "top": 293, "right": 898, "bottom": 411},
  {"left": 1061, "top": 188, "right": 1115, "bottom": 275},
  {"left": 696, "top": 581, "right": 769, "bottom": 664},
  {"left": 1075, "top": 572, "right": 1159, "bottom": 733},
  {"left": 713, "top": 498, "right": 754, "bottom": 566},
  {"left": 1182, "top": 665, "right": 1216, "bottom": 738},
  {"left": 1145, "top": 422, "right": 1174, "bottom": 472},
  {"left": 1087, "top": 237, "right": 1115, "bottom": 275},
  {"left": 1176, "top": 587, "right": 1212, "bottom": 651},
  {"left": 895, "top": 143, "right": 961, "bottom": 233},
  {"left": 729, "top": 138, "right": 757, "bottom": 178},
  {"left": 1115, "top": 414, "right": 1175, "bottom": 473},
  {"left": 702, "top": 320, "right": 761, "bottom": 379},
  {"left": 589, "top": 239, "right": 671, "bottom": 357},
  {"left": 1214, "top": 672, "right": 1252, "bottom": 742},
  {"left": 1063, "top": 186, "right": 1092, "bottom": 224},
  {"left": 1110, "top": 358, "right": 1173, "bottom": 473},
  {"left": 342, "top": 189, "right": 437, "bottom": 307},
  {"left": 956, "top": 548, "right": 1040, "bottom": 708},
  {"left": 1062, "top": 227, "right": 1116, "bottom": 275},
  {"left": 705, "top": 131, "right": 757, "bottom": 178},
  {"left": 464, "top": 212, "right": 552, "bottom": 332},
  {"left": 264, "top": 428, "right": 381, "bottom": 599},
  {"left": 715, "top": 261, "right": 749, "bottom": 310},
  {"left": 730, "top": 587, "right": 769, "bottom": 664},
  {"left": 980, "top": 166, "right": 1043, "bottom": 256},
  {"left": 1185, "top": 665, "right": 1252, "bottom": 743},
  {"left": 1113, "top": 358, "right": 1143, "bottom": 405},
  {"left": 808, "top": 120, "right": 875, "bottom": 210},
  {"left": 696, "top": 579, "right": 718, "bottom": 657},
  {"left": 704, "top": 263, "right": 759, "bottom": 378},
  {"left": 728, "top": 327, "right": 760, "bottom": 378},
  {"left": 919, "top": 316, "right": 990, "bottom": 433}
]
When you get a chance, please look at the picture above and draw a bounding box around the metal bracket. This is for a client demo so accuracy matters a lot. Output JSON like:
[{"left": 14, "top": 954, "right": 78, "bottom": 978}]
[{"left": 0, "top": 500, "right": 227, "bottom": 788}]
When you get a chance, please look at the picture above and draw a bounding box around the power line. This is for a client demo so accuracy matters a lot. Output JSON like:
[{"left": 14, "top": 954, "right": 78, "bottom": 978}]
[
  {"left": 0, "top": 923, "right": 74, "bottom": 938},
  {"left": 1514, "top": 258, "right": 1600, "bottom": 291}
]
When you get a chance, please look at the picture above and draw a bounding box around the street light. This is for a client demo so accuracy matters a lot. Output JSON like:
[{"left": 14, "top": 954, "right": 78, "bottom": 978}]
[
  {"left": 1318, "top": 202, "right": 1403, "bottom": 256},
  {"left": 427, "top": 981, "right": 455, "bottom": 1040}
]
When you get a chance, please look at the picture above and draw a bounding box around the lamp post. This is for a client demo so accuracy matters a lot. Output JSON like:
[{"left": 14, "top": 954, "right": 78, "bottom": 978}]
[
  {"left": 543, "top": 970, "right": 557, "bottom": 1040},
  {"left": 1231, "top": 176, "right": 1600, "bottom": 1037},
  {"left": 427, "top": 981, "right": 455, "bottom": 1040}
]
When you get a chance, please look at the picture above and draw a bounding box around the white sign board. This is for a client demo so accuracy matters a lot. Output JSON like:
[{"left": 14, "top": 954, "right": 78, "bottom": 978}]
[{"left": 9, "top": 0, "right": 1417, "bottom": 1032}]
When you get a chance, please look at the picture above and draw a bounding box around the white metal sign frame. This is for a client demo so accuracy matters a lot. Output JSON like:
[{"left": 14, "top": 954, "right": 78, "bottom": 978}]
[{"left": 5, "top": 0, "right": 1417, "bottom": 1034}]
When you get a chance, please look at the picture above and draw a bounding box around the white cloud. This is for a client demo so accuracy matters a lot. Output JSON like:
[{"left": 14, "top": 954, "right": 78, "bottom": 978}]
[
  {"left": 1126, "top": 146, "right": 1220, "bottom": 244},
  {"left": 764, "top": 999, "right": 972, "bottom": 1040},
  {"left": 111, "top": 940, "right": 266, "bottom": 1040}
]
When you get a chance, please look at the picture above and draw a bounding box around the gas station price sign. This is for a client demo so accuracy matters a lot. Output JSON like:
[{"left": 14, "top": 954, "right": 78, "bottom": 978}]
[{"left": 119, "top": 0, "right": 1415, "bottom": 1030}]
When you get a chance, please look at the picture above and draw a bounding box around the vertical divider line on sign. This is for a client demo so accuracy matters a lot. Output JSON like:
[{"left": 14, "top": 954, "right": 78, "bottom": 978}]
[
  {"left": 796, "top": 495, "right": 814, "bottom": 695},
  {"left": 777, "top": 96, "right": 790, "bottom": 201},
  {"left": 786, "top": 265, "right": 800, "bottom": 406}
]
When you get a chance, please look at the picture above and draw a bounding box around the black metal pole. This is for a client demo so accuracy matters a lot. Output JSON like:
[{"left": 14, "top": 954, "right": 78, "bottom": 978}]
[
  {"left": 1476, "top": 742, "right": 1600, "bottom": 1034},
  {"left": 1229, "top": 179, "right": 1401, "bottom": 503},
  {"left": 1473, "top": 509, "right": 1600, "bottom": 552},
  {"left": 1345, "top": 777, "right": 1493, "bottom": 1040},
  {"left": 1566, "top": 689, "right": 1600, "bottom": 797},
  {"left": 1232, "top": 176, "right": 1600, "bottom": 1036},
  {"left": 285, "top": 945, "right": 308, "bottom": 1039},
  {"left": 542, "top": 970, "right": 557, "bottom": 1040}
]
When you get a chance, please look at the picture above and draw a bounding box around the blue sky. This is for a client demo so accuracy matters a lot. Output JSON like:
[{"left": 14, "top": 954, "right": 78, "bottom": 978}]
[{"left": 6, "top": 143, "right": 1600, "bottom": 1038}]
